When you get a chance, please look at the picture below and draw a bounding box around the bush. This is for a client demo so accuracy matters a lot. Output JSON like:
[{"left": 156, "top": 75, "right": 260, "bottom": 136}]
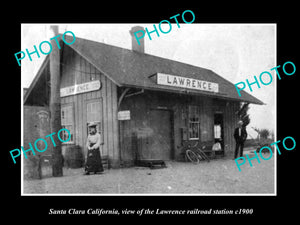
[
  {"left": 260, "top": 129, "right": 270, "bottom": 139},
  {"left": 255, "top": 138, "right": 275, "bottom": 153}
]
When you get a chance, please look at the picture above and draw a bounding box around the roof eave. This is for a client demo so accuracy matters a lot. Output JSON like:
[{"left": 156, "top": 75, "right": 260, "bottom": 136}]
[{"left": 118, "top": 82, "right": 265, "bottom": 105}]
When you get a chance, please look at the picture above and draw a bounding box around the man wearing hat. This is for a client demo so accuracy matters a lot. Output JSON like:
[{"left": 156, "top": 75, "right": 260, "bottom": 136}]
[
  {"left": 84, "top": 122, "right": 104, "bottom": 175},
  {"left": 233, "top": 120, "right": 247, "bottom": 159}
]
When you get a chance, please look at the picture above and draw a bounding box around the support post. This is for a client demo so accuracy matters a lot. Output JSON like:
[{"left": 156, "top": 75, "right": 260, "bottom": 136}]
[{"left": 49, "top": 25, "right": 63, "bottom": 177}]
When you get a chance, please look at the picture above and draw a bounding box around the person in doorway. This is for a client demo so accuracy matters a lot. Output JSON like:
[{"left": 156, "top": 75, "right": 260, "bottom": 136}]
[
  {"left": 84, "top": 122, "right": 104, "bottom": 175},
  {"left": 233, "top": 120, "right": 247, "bottom": 159}
]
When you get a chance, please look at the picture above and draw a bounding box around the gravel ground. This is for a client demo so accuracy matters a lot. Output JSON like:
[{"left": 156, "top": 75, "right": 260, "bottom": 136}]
[{"left": 23, "top": 150, "right": 275, "bottom": 195}]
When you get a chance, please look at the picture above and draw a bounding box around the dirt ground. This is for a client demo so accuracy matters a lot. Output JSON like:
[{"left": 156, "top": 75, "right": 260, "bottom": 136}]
[{"left": 22, "top": 150, "right": 275, "bottom": 195}]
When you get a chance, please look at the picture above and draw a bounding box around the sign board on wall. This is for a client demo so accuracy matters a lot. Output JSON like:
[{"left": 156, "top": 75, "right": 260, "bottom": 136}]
[
  {"left": 118, "top": 110, "right": 131, "bottom": 120},
  {"left": 60, "top": 80, "right": 101, "bottom": 97},
  {"left": 156, "top": 73, "right": 219, "bottom": 93}
]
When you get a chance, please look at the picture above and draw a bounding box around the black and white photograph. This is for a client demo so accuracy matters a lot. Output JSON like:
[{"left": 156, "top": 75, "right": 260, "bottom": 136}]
[
  {"left": 3, "top": 3, "right": 299, "bottom": 221},
  {"left": 21, "top": 23, "right": 276, "bottom": 195}
]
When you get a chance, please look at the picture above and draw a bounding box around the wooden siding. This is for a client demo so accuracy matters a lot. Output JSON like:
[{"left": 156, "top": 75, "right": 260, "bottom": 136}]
[
  {"left": 60, "top": 46, "right": 119, "bottom": 167},
  {"left": 59, "top": 45, "right": 240, "bottom": 167},
  {"left": 200, "top": 97, "right": 214, "bottom": 142},
  {"left": 223, "top": 101, "right": 240, "bottom": 155},
  {"left": 119, "top": 90, "right": 240, "bottom": 165}
]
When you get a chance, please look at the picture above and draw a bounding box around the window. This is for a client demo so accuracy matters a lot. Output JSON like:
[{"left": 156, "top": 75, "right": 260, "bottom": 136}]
[
  {"left": 188, "top": 105, "right": 200, "bottom": 140},
  {"left": 214, "top": 125, "right": 221, "bottom": 139},
  {"left": 86, "top": 100, "right": 101, "bottom": 134},
  {"left": 214, "top": 113, "right": 223, "bottom": 140},
  {"left": 61, "top": 104, "right": 74, "bottom": 143}
]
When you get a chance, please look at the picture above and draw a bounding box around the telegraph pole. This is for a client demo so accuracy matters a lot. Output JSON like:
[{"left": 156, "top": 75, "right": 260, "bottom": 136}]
[{"left": 49, "top": 25, "right": 63, "bottom": 177}]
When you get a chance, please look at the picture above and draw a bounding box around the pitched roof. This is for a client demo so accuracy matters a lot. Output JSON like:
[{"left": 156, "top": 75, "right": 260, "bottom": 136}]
[
  {"left": 65, "top": 35, "right": 263, "bottom": 105},
  {"left": 25, "top": 35, "right": 264, "bottom": 106}
]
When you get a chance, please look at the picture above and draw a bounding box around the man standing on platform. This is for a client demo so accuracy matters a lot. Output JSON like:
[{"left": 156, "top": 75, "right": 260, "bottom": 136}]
[{"left": 233, "top": 120, "right": 247, "bottom": 159}]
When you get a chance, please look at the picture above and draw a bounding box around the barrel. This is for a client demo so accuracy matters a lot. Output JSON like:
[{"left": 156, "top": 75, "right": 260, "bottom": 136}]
[{"left": 65, "top": 145, "right": 84, "bottom": 168}]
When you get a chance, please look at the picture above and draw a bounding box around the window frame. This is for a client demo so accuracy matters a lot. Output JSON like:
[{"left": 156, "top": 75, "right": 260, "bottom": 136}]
[
  {"left": 214, "top": 124, "right": 222, "bottom": 139},
  {"left": 86, "top": 99, "right": 102, "bottom": 135},
  {"left": 61, "top": 103, "right": 75, "bottom": 144},
  {"left": 188, "top": 105, "right": 200, "bottom": 140}
]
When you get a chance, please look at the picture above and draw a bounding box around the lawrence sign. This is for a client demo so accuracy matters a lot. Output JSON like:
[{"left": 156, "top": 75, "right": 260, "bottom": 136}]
[
  {"left": 60, "top": 80, "right": 101, "bottom": 97},
  {"left": 157, "top": 73, "right": 219, "bottom": 93}
]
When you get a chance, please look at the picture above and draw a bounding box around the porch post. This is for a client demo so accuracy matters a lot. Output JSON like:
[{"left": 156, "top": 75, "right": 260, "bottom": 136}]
[{"left": 49, "top": 25, "right": 63, "bottom": 177}]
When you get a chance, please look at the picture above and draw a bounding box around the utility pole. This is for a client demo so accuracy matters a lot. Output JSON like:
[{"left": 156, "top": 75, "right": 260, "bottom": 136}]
[{"left": 49, "top": 25, "right": 63, "bottom": 177}]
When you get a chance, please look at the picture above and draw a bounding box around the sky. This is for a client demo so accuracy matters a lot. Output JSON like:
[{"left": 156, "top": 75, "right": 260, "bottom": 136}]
[{"left": 21, "top": 23, "right": 276, "bottom": 139}]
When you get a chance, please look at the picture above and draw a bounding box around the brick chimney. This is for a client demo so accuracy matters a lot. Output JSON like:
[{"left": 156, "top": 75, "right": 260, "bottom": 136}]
[{"left": 129, "top": 26, "right": 145, "bottom": 53}]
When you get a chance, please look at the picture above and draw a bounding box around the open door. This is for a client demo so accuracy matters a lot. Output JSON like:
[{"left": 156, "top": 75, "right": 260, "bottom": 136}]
[{"left": 214, "top": 113, "right": 224, "bottom": 155}]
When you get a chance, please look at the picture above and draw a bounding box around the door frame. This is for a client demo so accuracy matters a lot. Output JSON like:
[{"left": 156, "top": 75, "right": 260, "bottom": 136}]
[
  {"left": 84, "top": 97, "right": 104, "bottom": 155},
  {"left": 214, "top": 112, "right": 224, "bottom": 151},
  {"left": 148, "top": 107, "right": 175, "bottom": 160}
]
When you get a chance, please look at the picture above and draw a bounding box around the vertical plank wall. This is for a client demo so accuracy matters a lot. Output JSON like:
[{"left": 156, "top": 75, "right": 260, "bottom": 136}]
[
  {"left": 119, "top": 91, "right": 218, "bottom": 163},
  {"left": 200, "top": 97, "right": 214, "bottom": 142},
  {"left": 223, "top": 101, "right": 240, "bottom": 156},
  {"left": 60, "top": 46, "right": 119, "bottom": 167},
  {"left": 59, "top": 45, "right": 242, "bottom": 164}
]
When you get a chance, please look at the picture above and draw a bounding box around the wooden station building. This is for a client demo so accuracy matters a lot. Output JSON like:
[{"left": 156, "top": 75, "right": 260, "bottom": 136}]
[{"left": 24, "top": 26, "right": 263, "bottom": 168}]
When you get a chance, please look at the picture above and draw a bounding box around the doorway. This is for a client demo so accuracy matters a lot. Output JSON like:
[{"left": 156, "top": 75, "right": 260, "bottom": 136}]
[
  {"left": 214, "top": 113, "right": 224, "bottom": 153},
  {"left": 146, "top": 109, "right": 173, "bottom": 160}
]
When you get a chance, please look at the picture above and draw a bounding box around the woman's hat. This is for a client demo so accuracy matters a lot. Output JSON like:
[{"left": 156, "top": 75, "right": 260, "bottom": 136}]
[{"left": 88, "top": 122, "right": 97, "bottom": 127}]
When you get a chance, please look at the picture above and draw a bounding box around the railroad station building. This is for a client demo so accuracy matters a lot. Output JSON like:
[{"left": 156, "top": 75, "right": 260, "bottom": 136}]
[{"left": 24, "top": 26, "right": 263, "bottom": 169}]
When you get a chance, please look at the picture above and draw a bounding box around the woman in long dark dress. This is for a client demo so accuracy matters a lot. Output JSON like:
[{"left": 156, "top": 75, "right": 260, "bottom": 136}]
[{"left": 84, "top": 123, "right": 104, "bottom": 175}]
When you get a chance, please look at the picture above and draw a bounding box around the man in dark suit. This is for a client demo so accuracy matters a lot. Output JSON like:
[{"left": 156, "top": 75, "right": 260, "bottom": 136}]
[{"left": 234, "top": 120, "right": 247, "bottom": 159}]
